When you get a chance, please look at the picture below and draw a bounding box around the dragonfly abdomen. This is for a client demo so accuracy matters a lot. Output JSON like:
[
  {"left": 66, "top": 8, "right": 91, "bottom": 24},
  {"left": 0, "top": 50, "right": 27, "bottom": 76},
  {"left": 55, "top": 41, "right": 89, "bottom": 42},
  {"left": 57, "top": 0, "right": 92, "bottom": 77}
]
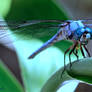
[{"left": 28, "top": 30, "right": 64, "bottom": 59}]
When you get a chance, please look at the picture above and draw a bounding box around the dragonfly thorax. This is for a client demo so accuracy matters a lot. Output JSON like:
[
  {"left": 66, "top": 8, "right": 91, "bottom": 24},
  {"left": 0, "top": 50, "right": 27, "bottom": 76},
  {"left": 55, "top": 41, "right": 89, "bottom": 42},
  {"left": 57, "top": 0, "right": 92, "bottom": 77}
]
[{"left": 61, "top": 20, "right": 92, "bottom": 44}]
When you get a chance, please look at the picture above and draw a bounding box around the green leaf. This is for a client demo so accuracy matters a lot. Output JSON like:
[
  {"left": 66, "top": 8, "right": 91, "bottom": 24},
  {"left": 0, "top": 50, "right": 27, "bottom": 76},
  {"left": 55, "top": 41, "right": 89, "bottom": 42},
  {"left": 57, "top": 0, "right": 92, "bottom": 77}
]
[
  {"left": 0, "top": 61, "right": 24, "bottom": 92},
  {"left": 5, "top": 0, "right": 68, "bottom": 20},
  {"left": 67, "top": 57, "right": 92, "bottom": 84},
  {"left": 41, "top": 68, "right": 73, "bottom": 92},
  {"left": 41, "top": 57, "right": 92, "bottom": 92}
]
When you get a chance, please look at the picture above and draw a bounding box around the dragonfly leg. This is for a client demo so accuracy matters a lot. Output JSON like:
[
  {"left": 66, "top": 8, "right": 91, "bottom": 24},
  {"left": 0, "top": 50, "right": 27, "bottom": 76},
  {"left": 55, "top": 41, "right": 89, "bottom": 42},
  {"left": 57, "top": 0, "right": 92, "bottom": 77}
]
[
  {"left": 64, "top": 47, "right": 72, "bottom": 69},
  {"left": 73, "top": 49, "right": 79, "bottom": 61},
  {"left": 69, "top": 42, "right": 78, "bottom": 68},
  {"left": 83, "top": 45, "right": 91, "bottom": 57},
  {"left": 61, "top": 43, "right": 75, "bottom": 77},
  {"left": 80, "top": 43, "right": 86, "bottom": 58},
  {"left": 61, "top": 47, "right": 71, "bottom": 78}
]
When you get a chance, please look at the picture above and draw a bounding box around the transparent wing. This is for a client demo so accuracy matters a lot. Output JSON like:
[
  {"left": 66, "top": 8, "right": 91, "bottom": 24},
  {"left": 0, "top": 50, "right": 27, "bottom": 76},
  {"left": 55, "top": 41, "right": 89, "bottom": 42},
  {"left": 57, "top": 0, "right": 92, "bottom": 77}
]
[
  {"left": 0, "top": 20, "right": 66, "bottom": 41},
  {"left": 1, "top": 19, "right": 92, "bottom": 39},
  {"left": 82, "top": 19, "right": 92, "bottom": 28}
]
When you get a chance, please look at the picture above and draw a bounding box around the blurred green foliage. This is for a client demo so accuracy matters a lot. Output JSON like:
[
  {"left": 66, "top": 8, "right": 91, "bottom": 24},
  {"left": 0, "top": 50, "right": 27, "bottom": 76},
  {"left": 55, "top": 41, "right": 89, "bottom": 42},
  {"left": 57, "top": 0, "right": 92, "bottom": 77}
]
[
  {"left": 5, "top": 0, "right": 68, "bottom": 20},
  {"left": 0, "top": 61, "right": 23, "bottom": 92},
  {"left": 0, "top": 0, "right": 11, "bottom": 17}
]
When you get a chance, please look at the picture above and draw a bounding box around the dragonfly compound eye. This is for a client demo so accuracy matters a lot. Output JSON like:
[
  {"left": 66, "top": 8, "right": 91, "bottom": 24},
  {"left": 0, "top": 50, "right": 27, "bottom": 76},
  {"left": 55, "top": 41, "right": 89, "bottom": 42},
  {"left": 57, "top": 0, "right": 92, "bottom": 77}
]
[
  {"left": 85, "top": 27, "right": 92, "bottom": 39},
  {"left": 86, "top": 33, "right": 91, "bottom": 39},
  {"left": 86, "top": 27, "right": 92, "bottom": 33}
]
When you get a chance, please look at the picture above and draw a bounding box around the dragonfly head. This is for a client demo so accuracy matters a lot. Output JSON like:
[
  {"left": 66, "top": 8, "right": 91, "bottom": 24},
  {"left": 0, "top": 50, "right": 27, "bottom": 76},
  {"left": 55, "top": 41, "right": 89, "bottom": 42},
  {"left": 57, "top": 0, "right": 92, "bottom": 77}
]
[{"left": 80, "top": 27, "right": 92, "bottom": 45}]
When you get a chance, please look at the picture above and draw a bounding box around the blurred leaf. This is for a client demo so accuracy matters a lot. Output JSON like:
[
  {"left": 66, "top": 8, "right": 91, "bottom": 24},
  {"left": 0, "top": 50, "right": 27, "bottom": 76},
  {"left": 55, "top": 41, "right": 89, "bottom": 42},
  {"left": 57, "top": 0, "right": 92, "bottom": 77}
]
[
  {"left": 0, "top": 0, "right": 11, "bottom": 17},
  {"left": 41, "top": 57, "right": 92, "bottom": 91},
  {"left": 5, "top": 0, "right": 68, "bottom": 20},
  {"left": 0, "top": 61, "right": 24, "bottom": 92},
  {"left": 67, "top": 57, "right": 92, "bottom": 84},
  {"left": 41, "top": 67, "right": 73, "bottom": 92}
]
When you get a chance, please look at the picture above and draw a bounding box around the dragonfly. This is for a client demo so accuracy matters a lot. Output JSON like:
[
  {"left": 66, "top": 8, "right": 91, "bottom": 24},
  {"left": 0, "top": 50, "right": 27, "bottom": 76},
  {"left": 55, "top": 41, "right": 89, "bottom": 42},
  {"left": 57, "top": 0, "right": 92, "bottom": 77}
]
[{"left": 0, "top": 20, "right": 92, "bottom": 71}]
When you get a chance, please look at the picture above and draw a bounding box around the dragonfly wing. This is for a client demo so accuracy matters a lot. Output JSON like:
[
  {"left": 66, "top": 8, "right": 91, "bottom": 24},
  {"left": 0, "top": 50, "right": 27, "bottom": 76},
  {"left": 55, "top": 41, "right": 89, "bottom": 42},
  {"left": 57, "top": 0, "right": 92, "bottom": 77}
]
[
  {"left": 81, "top": 19, "right": 92, "bottom": 28},
  {"left": 84, "top": 24, "right": 92, "bottom": 28},
  {"left": 0, "top": 20, "right": 66, "bottom": 40}
]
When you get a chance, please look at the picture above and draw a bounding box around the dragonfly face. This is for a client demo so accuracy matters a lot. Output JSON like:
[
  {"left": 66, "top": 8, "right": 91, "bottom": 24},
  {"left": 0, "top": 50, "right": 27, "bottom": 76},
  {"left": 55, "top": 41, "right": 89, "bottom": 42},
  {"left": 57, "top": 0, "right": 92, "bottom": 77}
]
[{"left": 79, "top": 27, "right": 92, "bottom": 45}]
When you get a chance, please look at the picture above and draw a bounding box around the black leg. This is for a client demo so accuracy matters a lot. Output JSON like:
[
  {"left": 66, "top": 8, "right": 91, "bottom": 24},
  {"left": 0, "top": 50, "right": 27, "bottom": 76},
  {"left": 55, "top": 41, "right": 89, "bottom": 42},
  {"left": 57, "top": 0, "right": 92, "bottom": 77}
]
[
  {"left": 61, "top": 42, "right": 78, "bottom": 78},
  {"left": 61, "top": 44, "right": 74, "bottom": 78},
  {"left": 69, "top": 42, "right": 78, "bottom": 68},
  {"left": 80, "top": 43, "right": 86, "bottom": 58},
  {"left": 64, "top": 47, "right": 72, "bottom": 69},
  {"left": 73, "top": 49, "right": 79, "bottom": 61},
  {"left": 83, "top": 45, "right": 91, "bottom": 57}
]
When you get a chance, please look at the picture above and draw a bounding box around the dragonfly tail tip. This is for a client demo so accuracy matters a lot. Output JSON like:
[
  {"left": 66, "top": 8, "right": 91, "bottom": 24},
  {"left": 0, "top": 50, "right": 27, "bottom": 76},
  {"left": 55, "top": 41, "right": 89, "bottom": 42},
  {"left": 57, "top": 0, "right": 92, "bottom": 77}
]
[{"left": 28, "top": 55, "right": 34, "bottom": 59}]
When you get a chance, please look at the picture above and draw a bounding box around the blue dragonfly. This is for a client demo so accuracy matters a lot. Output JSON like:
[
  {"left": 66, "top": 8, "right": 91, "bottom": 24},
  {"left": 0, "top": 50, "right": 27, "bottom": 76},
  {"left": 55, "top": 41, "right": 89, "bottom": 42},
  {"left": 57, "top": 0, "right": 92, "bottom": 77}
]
[{"left": 0, "top": 20, "right": 92, "bottom": 71}]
